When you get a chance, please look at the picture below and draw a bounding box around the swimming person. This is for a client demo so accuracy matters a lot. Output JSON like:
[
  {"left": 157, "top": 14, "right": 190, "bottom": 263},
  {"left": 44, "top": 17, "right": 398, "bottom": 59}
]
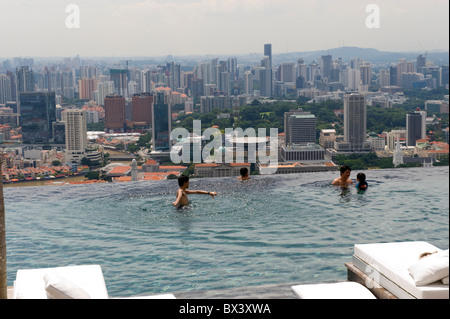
[
  {"left": 172, "top": 175, "right": 217, "bottom": 208},
  {"left": 237, "top": 167, "right": 251, "bottom": 181},
  {"left": 332, "top": 165, "right": 353, "bottom": 187},
  {"left": 355, "top": 172, "right": 368, "bottom": 191}
]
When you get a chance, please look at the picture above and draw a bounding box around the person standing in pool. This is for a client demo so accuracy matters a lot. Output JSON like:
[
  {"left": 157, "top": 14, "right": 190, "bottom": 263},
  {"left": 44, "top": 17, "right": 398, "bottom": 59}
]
[
  {"left": 237, "top": 167, "right": 251, "bottom": 181},
  {"left": 332, "top": 165, "right": 353, "bottom": 187},
  {"left": 355, "top": 172, "right": 368, "bottom": 191},
  {"left": 172, "top": 175, "right": 217, "bottom": 208}
]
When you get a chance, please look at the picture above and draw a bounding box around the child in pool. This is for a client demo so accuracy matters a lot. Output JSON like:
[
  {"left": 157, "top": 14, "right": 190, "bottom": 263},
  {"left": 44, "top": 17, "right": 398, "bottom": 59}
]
[
  {"left": 355, "top": 172, "right": 368, "bottom": 191},
  {"left": 173, "top": 175, "right": 217, "bottom": 208}
]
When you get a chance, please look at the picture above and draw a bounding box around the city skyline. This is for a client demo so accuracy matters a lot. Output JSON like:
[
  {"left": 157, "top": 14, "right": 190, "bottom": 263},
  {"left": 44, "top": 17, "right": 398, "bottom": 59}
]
[{"left": 0, "top": 0, "right": 449, "bottom": 58}]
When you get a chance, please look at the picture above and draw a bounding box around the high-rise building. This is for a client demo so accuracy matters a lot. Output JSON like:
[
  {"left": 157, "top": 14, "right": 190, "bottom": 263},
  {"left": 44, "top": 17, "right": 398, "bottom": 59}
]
[
  {"left": 359, "top": 63, "right": 372, "bottom": 86},
  {"left": 280, "top": 63, "right": 295, "bottom": 83},
  {"left": 260, "top": 56, "right": 272, "bottom": 97},
  {"left": 417, "top": 55, "right": 426, "bottom": 73},
  {"left": 110, "top": 69, "right": 128, "bottom": 98},
  {"left": 284, "top": 109, "right": 316, "bottom": 146},
  {"left": 319, "top": 55, "right": 332, "bottom": 80},
  {"left": 343, "top": 94, "right": 368, "bottom": 151},
  {"left": 78, "top": 77, "right": 98, "bottom": 100},
  {"left": 244, "top": 71, "right": 253, "bottom": 95},
  {"left": 104, "top": 95, "right": 125, "bottom": 132},
  {"left": 168, "top": 62, "right": 181, "bottom": 91},
  {"left": 264, "top": 44, "right": 272, "bottom": 62},
  {"left": 152, "top": 90, "right": 172, "bottom": 152},
  {"left": 406, "top": 111, "right": 426, "bottom": 146},
  {"left": 19, "top": 91, "right": 56, "bottom": 144},
  {"left": 263, "top": 44, "right": 273, "bottom": 97},
  {"left": 63, "top": 109, "right": 87, "bottom": 163},
  {"left": 16, "top": 66, "right": 35, "bottom": 95},
  {"left": 132, "top": 93, "right": 153, "bottom": 125},
  {"left": 389, "top": 66, "right": 398, "bottom": 86},
  {"left": 0, "top": 74, "right": 12, "bottom": 104}
]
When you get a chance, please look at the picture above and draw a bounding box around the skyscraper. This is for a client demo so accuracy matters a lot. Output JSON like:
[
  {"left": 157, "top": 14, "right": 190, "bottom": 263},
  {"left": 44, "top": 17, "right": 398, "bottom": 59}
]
[
  {"left": 104, "top": 95, "right": 125, "bottom": 132},
  {"left": 110, "top": 69, "right": 128, "bottom": 98},
  {"left": 132, "top": 93, "right": 153, "bottom": 125},
  {"left": 343, "top": 94, "right": 368, "bottom": 151},
  {"left": 78, "top": 77, "right": 98, "bottom": 100},
  {"left": 152, "top": 90, "right": 172, "bottom": 152},
  {"left": 406, "top": 111, "right": 426, "bottom": 146},
  {"left": 19, "top": 91, "right": 56, "bottom": 144},
  {"left": 319, "top": 55, "right": 332, "bottom": 80},
  {"left": 16, "top": 66, "right": 35, "bottom": 95},
  {"left": 260, "top": 56, "right": 272, "bottom": 97},
  {"left": 63, "top": 109, "right": 87, "bottom": 163},
  {"left": 263, "top": 44, "right": 273, "bottom": 97},
  {"left": 168, "top": 62, "right": 181, "bottom": 91},
  {"left": 0, "top": 74, "right": 12, "bottom": 104}
]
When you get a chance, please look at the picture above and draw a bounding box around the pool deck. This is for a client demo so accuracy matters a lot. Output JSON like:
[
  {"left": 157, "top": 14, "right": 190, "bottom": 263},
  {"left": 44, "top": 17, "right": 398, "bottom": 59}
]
[
  {"left": 7, "top": 282, "right": 298, "bottom": 299},
  {"left": 6, "top": 263, "right": 396, "bottom": 299}
]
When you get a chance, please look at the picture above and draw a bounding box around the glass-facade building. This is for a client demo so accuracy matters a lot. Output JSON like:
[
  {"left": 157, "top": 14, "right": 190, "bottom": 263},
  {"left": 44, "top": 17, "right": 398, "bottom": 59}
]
[
  {"left": 19, "top": 92, "right": 56, "bottom": 144},
  {"left": 152, "top": 91, "right": 171, "bottom": 151}
]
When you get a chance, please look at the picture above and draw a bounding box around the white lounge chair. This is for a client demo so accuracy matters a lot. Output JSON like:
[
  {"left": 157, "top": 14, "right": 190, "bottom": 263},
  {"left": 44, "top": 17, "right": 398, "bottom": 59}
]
[
  {"left": 291, "top": 282, "right": 376, "bottom": 299},
  {"left": 13, "top": 264, "right": 109, "bottom": 299},
  {"left": 347, "top": 241, "right": 449, "bottom": 299},
  {"left": 13, "top": 264, "right": 177, "bottom": 299}
]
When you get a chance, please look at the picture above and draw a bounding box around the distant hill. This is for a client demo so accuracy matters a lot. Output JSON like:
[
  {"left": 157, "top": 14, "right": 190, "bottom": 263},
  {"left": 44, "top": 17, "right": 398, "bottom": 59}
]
[{"left": 271, "top": 46, "right": 449, "bottom": 66}]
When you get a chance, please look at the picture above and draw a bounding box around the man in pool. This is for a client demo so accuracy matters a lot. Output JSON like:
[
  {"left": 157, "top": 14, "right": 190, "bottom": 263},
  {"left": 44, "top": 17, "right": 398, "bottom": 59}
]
[
  {"left": 237, "top": 167, "right": 251, "bottom": 181},
  {"left": 332, "top": 165, "right": 353, "bottom": 187},
  {"left": 173, "top": 175, "right": 217, "bottom": 208}
]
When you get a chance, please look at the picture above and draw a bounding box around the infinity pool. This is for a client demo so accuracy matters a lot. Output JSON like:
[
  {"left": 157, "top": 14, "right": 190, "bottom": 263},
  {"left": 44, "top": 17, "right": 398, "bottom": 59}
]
[{"left": 4, "top": 166, "right": 449, "bottom": 297}]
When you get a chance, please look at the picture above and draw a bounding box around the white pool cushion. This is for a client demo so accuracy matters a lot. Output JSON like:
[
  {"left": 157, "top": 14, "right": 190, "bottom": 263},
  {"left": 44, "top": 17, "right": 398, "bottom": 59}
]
[
  {"left": 44, "top": 273, "right": 91, "bottom": 299},
  {"left": 291, "top": 282, "right": 376, "bottom": 299},
  {"left": 408, "top": 249, "right": 449, "bottom": 286},
  {"left": 14, "top": 265, "right": 109, "bottom": 299},
  {"left": 352, "top": 241, "right": 449, "bottom": 299}
]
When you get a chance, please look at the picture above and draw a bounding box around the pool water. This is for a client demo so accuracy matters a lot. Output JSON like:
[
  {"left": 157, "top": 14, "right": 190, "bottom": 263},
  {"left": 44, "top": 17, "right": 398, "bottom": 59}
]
[{"left": 4, "top": 166, "right": 449, "bottom": 297}]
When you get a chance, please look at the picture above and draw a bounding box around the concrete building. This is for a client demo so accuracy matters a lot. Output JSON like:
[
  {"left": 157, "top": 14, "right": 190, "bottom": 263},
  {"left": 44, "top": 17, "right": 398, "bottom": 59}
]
[
  {"left": 284, "top": 109, "right": 316, "bottom": 146},
  {"left": 319, "top": 129, "right": 337, "bottom": 149},
  {"left": 194, "top": 163, "right": 251, "bottom": 178},
  {"left": 63, "top": 109, "right": 87, "bottom": 163},
  {"left": 104, "top": 95, "right": 126, "bottom": 132},
  {"left": 406, "top": 111, "right": 426, "bottom": 146}
]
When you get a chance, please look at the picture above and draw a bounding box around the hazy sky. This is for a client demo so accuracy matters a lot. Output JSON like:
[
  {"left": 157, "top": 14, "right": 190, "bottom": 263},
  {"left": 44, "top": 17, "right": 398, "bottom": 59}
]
[{"left": 0, "top": 0, "right": 448, "bottom": 58}]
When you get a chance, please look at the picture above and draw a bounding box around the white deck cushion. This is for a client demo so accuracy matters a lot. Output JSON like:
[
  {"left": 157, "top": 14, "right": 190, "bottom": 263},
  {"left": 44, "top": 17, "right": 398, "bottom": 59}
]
[
  {"left": 14, "top": 265, "right": 109, "bottom": 299},
  {"left": 44, "top": 273, "right": 91, "bottom": 299},
  {"left": 353, "top": 241, "right": 449, "bottom": 299},
  {"left": 408, "top": 249, "right": 449, "bottom": 286},
  {"left": 291, "top": 282, "right": 376, "bottom": 299}
]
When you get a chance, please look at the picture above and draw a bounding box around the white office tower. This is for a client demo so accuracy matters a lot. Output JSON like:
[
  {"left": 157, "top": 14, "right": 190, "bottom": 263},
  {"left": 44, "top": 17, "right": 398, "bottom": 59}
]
[
  {"left": 63, "top": 109, "right": 87, "bottom": 163},
  {"left": 393, "top": 137, "right": 404, "bottom": 167},
  {"left": 131, "top": 159, "right": 138, "bottom": 181}
]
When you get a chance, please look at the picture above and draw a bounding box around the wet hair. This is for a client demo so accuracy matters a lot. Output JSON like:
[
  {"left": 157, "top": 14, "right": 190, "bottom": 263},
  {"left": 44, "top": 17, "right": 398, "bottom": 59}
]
[
  {"left": 357, "top": 173, "right": 366, "bottom": 182},
  {"left": 240, "top": 167, "right": 249, "bottom": 176},
  {"left": 340, "top": 165, "right": 351, "bottom": 175},
  {"left": 178, "top": 175, "right": 189, "bottom": 187}
]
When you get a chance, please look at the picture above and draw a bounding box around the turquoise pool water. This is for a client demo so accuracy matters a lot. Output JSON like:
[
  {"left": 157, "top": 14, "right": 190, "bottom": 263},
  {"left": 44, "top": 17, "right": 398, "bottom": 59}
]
[{"left": 4, "top": 166, "right": 449, "bottom": 297}]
